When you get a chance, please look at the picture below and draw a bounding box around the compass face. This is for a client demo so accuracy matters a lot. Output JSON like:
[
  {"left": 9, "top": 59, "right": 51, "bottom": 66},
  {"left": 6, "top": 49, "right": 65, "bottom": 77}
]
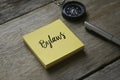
[
  {"left": 62, "top": 1, "right": 86, "bottom": 21},
  {"left": 64, "top": 4, "right": 82, "bottom": 17}
]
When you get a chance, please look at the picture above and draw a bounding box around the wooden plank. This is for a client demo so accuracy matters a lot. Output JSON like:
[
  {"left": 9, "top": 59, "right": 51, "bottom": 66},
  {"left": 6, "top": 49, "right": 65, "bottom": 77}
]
[
  {"left": 0, "top": 0, "right": 52, "bottom": 24},
  {"left": 0, "top": 0, "right": 120, "bottom": 80},
  {"left": 84, "top": 60, "right": 120, "bottom": 80}
]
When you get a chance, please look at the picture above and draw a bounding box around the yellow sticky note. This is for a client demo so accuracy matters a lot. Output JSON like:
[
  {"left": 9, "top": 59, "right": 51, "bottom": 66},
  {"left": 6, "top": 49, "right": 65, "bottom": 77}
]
[{"left": 23, "top": 19, "right": 84, "bottom": 69}]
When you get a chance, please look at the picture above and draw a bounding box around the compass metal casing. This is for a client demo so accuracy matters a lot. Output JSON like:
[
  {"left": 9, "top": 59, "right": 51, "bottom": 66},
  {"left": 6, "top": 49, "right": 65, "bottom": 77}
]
[{"left": 62, "top": 1, "right": 86, "bottom": 21}]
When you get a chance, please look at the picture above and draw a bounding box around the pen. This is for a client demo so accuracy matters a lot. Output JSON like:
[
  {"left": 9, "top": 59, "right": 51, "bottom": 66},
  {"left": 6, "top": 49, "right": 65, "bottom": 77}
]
[{"left": 84, "top": 21, "right": 120, "bottom": 46}]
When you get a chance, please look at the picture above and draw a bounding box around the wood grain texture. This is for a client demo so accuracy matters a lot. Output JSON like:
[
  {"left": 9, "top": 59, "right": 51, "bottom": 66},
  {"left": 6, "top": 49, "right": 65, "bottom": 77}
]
[
  {"left": 0, "top": 0, "right": 52, "bottom": 24},
  {"left": 0, "top": 0, "right": 120, "bottom": 80},
  {"left": 84, "top": 60, "right": 120, "bottom": 80}
]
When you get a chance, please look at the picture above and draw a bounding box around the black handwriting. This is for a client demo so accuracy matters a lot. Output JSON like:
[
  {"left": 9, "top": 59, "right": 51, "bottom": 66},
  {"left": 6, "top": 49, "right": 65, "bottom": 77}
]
[{"left": 39, "top": 32, "right": 66, "bottom": 48}]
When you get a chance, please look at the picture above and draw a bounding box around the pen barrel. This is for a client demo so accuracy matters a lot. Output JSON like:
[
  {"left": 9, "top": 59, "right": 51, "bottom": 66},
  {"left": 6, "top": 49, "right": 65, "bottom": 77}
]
[
  {"left": 84, "top": 21, "right": 120, "bottom": 46},
  {"left": 84, "top": 21, "right": 112, "bottom": 40},
  {"left": 112, "top": 37, "right": 120, "bottom": 46}
]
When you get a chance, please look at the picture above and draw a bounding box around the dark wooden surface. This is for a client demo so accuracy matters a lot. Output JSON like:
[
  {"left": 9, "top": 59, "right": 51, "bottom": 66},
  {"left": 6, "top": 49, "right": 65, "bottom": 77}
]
[
  {"left": 0, "top": 0, "right": 52, "bottom": 24},
  {"left": 0, "top": 0, "right": 120, "bottom": 80},
  {"left": 84, "top": 60, "right": 120, "bottom": 80}
]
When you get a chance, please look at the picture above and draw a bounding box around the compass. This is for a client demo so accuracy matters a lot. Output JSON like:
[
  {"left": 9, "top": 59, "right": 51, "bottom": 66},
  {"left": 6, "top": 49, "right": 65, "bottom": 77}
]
[{"left": 61, "top": 1, "right": 86, "bottom": 21}]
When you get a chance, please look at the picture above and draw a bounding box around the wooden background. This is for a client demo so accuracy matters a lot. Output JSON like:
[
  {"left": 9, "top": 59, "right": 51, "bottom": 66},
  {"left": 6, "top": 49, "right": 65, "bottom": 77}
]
[{"left": 0, "top": 0, "right": 120, "bottom": 80}]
